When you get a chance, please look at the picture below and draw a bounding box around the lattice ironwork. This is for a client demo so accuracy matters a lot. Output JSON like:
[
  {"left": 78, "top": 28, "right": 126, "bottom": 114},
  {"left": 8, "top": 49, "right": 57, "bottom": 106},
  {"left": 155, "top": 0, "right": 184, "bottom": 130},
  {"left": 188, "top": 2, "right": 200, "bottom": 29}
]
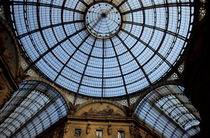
[
  {"left": 0, "top": 81, "right": 69, "bottom": 138},
  {"left": 9, "top": 0, "right": 194, "bottom": 97},
  {"left": 134, "top": 85, "right": 200, "bottom": 138}
]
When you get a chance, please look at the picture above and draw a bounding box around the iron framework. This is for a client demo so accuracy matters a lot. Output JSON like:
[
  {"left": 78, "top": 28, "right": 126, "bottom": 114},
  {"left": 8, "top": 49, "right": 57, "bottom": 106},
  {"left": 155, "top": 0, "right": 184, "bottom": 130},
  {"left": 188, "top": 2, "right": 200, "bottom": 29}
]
[
  {"left": 8, "top": 0, "right": 194, "bottom": 97},
  {"left": 134, "top": 85, "right": 200, "bottom": 138},
  {"left": 0, "top": 81, "right": 69, "bottom": 138}
]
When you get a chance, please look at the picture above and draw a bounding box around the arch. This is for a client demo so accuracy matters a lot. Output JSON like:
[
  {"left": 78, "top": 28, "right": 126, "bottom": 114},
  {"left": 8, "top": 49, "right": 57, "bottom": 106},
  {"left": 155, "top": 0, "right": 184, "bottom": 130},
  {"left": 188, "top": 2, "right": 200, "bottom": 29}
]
[
  {"left": 134, "top": 85, "right": 200, "bottom": 138},
  {"left": 23, "top": 78, "right": 75, "bottom": 110},
  {"left": 0, "top": 80, "right": 69, "bottom": 138},
  {"left": 74, "top": 100, "right": 127, "bottom": 117}
]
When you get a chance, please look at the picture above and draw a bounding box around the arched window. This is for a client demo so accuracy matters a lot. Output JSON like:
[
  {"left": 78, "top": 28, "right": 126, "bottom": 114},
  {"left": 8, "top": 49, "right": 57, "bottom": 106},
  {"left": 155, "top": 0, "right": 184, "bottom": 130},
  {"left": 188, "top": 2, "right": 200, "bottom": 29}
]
[
  {"left": 0, "top": 81, "right": 69, "bottom": 138},
  {"left": 134, "top": 85, "right": 200, "bottom": 138}
]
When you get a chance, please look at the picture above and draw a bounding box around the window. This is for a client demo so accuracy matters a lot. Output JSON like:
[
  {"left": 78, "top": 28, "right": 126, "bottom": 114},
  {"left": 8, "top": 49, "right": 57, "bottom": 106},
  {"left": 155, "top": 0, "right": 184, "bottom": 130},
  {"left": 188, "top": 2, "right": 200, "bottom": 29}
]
[
  {"left": 96, "top": 130, "right": 103, "bottom": 138},
  {"left": 118, "top": 130, "right": 125, "bottom": 138},
  {"left": 74, "top": 129, "right": 82, "bottom": 137}
]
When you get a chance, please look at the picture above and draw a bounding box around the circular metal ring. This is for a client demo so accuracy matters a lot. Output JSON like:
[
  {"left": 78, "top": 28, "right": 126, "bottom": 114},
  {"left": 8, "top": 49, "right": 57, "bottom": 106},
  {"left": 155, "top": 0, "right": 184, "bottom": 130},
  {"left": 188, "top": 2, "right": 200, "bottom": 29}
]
[{"left": 85, "top": 2, "right": 122, "bottom": 39}]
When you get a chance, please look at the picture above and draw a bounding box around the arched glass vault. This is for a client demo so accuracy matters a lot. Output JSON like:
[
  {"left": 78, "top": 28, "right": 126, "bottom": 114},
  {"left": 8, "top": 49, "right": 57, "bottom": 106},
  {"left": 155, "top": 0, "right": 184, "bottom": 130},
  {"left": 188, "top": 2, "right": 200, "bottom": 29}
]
[
  {"left": 0, "top": 81, "right": 69, "bottom": 138},
  {"left": 134, "top": 85, "right": 200, "bottom": 138},
  {"left": 9, "top": 0, "right": 194, "bottom": 97}
]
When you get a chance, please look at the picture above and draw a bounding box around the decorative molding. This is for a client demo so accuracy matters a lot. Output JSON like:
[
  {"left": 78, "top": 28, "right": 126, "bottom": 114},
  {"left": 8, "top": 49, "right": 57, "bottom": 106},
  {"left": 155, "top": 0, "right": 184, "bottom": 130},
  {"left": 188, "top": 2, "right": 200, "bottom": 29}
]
[
  {"left": 81, "top": 105, "right": 123, "bottom": 117},
  {"left": 74, "top": 100, "right": 127, "bottom": 116}
]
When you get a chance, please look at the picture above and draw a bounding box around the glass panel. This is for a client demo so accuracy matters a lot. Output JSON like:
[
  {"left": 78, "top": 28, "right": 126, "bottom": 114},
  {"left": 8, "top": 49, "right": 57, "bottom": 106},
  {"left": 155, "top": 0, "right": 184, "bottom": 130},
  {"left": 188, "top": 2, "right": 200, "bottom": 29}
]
[
  {"left": 9, "top": 0, "right": 194, "bottom": 97},
  {"left": 0, "top": 81, "right": 69, "bottom": 138},
  {"left": 135, "top": 85, "right": 200, "bottom": 138}
]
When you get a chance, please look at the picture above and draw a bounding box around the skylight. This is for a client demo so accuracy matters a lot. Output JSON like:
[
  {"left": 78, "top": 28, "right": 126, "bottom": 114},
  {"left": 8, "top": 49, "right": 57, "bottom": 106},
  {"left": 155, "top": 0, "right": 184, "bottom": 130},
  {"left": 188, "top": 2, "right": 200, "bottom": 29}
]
[
  {"left": 9, "top": 0, "right": 194, "bottom": 97},
  {"left": 0, "top": 81, "right": 69, "bottom": 138},
  {"left": 135, "top": 85, "right": 200, "bottom": 138}
]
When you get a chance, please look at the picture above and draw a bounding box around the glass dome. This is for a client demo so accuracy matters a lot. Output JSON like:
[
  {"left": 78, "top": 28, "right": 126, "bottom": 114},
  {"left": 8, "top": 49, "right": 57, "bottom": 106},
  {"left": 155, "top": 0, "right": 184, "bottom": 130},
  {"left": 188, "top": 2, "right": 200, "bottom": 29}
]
[{"left": 9, "top": 0, "right": 194, "bottom": 97}]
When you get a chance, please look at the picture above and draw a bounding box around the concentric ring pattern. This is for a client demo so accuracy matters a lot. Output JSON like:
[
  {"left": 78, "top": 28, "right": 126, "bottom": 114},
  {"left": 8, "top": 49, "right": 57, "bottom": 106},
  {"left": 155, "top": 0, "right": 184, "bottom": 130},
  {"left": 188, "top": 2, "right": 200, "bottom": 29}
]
[
  {"left": 85, "top": 2, "right": 122, "bottom": 38},
  {"left": 9, "top": 0, "right": 194, "bottom": 97}
]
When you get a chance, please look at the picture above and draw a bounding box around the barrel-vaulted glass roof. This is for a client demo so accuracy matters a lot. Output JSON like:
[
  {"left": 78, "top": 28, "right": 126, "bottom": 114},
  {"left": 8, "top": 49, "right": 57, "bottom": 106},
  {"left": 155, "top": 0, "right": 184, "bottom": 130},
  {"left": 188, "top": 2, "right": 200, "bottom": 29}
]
[
  {"left": 134, "top": 85, "right": 200, "bottom": 138},
  {"left": 0, "top": 81, "right": 69, "bottom": 138},
  {"left": 9, "top": 0, "right": 194, "bottom": 97}
]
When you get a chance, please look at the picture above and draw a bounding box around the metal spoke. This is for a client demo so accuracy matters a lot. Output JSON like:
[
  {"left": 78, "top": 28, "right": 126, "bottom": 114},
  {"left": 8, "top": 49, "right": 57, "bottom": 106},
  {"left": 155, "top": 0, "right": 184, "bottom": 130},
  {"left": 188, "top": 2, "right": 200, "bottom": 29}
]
[
  {"left": 121, "top": 2, "right": 192, "bottom": 15},
  {"left": 9, "top": 0, "right": 195, "bottom": 98},
  {"left": 25, "top": 27, "right": 86, "bottom": 72},
  {"left": 116, "top": 34, "right": 152, "bottom": 85},
  {"left": 12, "top": 1, "right": 85, "bottom": 14},
  {"left": 19, "top": 20, "right": 84, "bottom": 39}
]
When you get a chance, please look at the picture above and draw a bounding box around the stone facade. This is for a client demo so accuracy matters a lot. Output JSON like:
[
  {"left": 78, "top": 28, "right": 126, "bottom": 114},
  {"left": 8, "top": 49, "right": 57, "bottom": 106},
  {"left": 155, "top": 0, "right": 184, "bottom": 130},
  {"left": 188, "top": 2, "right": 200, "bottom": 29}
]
[{"left": 39, "top": 102, "right": 159, "bottom": 138}]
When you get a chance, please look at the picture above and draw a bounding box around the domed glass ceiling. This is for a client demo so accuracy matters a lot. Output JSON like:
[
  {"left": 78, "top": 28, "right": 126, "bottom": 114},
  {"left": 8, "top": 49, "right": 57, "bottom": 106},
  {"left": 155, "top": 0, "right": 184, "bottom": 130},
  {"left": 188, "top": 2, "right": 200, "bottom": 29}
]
[{"left": 9, "top": 0, "right": 194, "bottom": 97}]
